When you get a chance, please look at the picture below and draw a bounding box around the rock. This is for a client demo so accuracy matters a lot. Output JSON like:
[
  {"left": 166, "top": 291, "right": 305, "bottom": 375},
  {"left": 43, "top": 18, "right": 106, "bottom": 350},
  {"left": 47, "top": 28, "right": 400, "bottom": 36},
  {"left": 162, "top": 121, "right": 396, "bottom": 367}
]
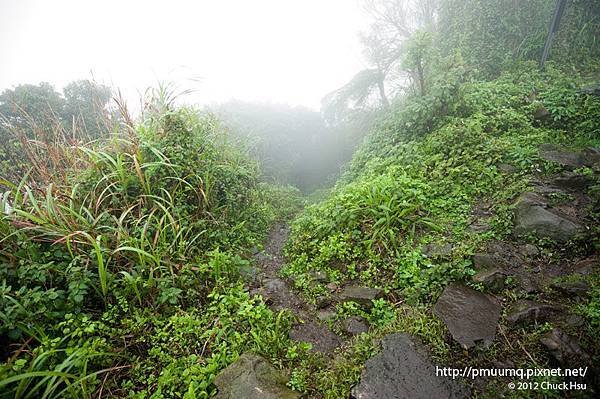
[
  {"left": 326, "top": 282, "right": 338, "bottom": 292},
  {"left": 520, "top": 244, "right": 540, "bottom": 257},
  {"left": 513, "top": 192, "right": 584, "bottom": 242},
  {"left": 351, "top": 333, "right": 468, "bottom": 399},
  {"left": 493, "top": 359, "right": 515, "bottom": 369},
  {"left": 473, "top": 269, "right": 506, "bottom": 293},
  {"left": 315, "top": 295, "right": 332, "bottom": 309},
  {"left": 422, "top": 243, "right": 453, "bottom": 259},
  {"left": 539, "top": 148, "right": 586, "bottom": 169},
  {"left": 317, "top": 309, "right": 335, "bottom": 322},
  {"left": 552, "top": 172, "right": 591, "bottom": 191},
  {"left": 289, "top": 321, "right": 342, "bottom": 353},
  {"left": 540, "top": 328, "right": 591, "bottom": 369},
  {"left": 533, "top": 105, "right": 551, "bottom": 120},
  {"left": 469, "top": 221, "right": 491, "bottom": 233},
  {"left": 213, "top": 353, "right": 300, "bottom": 399},
  {"left": 573, "top": 257, "right": 599, "bottom": 276},
  {"left": 579, "top": 85, "right": 600, "bottom": 96},
  {"left": 472, "top": 253, "right": 497, "bottom": 270},
  {"left": 497, "top": 163, "right": 517, "bottom": 173},
  {"left": 340, "top": 286, "right": 384, "bottom": 309},
  {"left": 506, "top": 300, "right": 562, "bottom": 325},
  {"left": 433, "top": 283, "right": 501, "bottom": 349},
  {"left": 551, "top": 280, "right": 590, "bottom": 298},
  {"left": 516, "top": 275, "right": 541, "bottom": 294},
  {"left": 563, "top": 314, "right": 586, "bottom": 328},
  {"left": 582, "top": 147, "right": 600, "bottom": 167},
  {"left": 342, "top": 316, "right": 369, "bottom": 336},
  {"left": 310, "top": 270, "right": 329, "bottom": 283}
]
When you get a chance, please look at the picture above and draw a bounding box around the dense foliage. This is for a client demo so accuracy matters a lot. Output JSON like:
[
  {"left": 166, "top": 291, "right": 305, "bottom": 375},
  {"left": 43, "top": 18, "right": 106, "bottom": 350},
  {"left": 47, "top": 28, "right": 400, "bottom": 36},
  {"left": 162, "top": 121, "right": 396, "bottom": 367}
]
[
  {"left": 1, "top": 0, "right": 599, "bottom": 398},
  {"left": 0, "top": 102, "right": 303, "bottom": 397}
]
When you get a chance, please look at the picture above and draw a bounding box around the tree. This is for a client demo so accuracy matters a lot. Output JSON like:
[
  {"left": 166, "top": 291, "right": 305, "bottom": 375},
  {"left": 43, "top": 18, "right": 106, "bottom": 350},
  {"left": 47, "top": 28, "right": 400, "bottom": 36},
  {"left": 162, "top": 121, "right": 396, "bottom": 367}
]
[
  {"left": 0, "top": 82, "right": 64, "bottom": 132},
  {"left": 62, "top": 80, "right": 112, "bottom": 138},
  {"left": 322, "top": 1, "right": 439, "bottom": 122},
  {"left": 401, "top": 30, "right": 434, "bottom": 97}
]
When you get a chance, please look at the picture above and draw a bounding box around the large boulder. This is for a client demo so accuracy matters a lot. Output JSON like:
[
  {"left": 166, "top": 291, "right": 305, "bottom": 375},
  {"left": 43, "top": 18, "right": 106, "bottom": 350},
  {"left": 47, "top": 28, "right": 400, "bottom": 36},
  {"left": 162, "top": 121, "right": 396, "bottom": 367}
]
[
  {"left": 433, "top": 283, "right": 501, "bottom": 349},
  {"left": 513, "top": 193, "right": 583, "bottom": 242},
  {"left": 213, "top": 353, "right": 300, "bottom": 399},
  {"left": 351, "top": 333, "right": 468, "bottom": 399}
]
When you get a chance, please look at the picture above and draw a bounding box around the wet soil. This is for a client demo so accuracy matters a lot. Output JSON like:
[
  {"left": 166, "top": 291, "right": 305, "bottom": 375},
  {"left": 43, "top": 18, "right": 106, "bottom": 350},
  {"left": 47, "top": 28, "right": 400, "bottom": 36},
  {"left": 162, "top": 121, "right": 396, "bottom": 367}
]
[{"left": 251, "top": 222, "right": 342, "bottom": 354}]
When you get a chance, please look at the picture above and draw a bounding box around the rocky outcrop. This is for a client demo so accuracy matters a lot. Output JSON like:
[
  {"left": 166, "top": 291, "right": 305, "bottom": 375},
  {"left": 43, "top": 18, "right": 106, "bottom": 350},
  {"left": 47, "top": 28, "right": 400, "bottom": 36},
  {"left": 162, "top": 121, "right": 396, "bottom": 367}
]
[
  {"left": 433, "top": 283, "right": 501, "bottom": 349},
  {"left": 213, "top": 353, "right": 300, "bottom": 399},
  {"left": 513, "top": 193, "right": 583, "bottom": 242},
  {"left": 351, "top": 333, "right": 468, "bottom": 399}
]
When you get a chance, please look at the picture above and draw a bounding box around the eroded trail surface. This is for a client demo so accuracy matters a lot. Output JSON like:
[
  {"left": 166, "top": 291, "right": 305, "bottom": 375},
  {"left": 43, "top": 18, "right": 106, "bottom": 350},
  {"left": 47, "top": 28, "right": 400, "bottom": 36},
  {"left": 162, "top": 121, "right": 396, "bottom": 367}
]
[{"left": 252, "top": 222, "right": 342, "bottom": 354}]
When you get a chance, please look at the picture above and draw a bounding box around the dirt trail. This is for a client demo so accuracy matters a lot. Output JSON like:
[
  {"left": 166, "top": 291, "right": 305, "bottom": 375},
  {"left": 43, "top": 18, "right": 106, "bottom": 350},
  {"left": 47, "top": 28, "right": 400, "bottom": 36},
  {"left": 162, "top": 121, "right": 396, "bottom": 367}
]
[{"left": 252, "top": 222, "right": 342, "bottom": 354}]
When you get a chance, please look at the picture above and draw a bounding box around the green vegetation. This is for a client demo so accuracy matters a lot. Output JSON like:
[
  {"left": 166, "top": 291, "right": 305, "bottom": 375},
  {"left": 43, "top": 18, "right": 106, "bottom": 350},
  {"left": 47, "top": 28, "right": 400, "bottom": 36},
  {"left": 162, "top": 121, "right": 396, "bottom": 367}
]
[
  {"left": 1, "top": 0, "right": 599, "bottom": 398},
  {"left": 0, "top": 93, "right": 303, "bottom": 397}
]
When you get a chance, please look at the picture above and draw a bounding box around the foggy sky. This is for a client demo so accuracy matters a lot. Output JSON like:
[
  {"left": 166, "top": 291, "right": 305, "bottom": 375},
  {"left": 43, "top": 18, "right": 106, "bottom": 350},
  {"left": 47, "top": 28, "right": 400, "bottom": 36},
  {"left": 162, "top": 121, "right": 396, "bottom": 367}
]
[{"left": 0, "top": 0, "right": 369, "bottom": 110}]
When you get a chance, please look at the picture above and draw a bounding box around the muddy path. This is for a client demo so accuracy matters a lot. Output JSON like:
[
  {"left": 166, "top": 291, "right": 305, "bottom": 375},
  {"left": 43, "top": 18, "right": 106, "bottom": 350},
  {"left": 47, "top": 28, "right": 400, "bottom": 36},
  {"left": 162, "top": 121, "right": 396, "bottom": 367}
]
[{"left": 251, "top": 222, "right": 342, "bottom": 354}]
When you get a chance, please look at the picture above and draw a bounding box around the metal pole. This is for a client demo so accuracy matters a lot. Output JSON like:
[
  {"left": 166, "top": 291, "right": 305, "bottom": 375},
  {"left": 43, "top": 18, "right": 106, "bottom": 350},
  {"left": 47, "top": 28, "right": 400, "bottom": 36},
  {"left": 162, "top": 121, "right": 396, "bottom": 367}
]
[{"left": 540, "top": 0, "right": 568, "bottom": 70}]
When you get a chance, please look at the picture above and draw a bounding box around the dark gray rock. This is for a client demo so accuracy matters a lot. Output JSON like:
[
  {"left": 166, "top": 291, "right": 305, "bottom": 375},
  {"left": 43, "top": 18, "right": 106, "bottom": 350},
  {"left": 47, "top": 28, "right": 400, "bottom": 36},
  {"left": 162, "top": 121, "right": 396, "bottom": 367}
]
[
  {"left": 513, "top": 193, "right": 583, "bottom": 242},
  {"left": 573, "top": 257, "right": 599, "bottom": 276},
  {"left": 582, "top": 147, "right": 600, "bottom": 167},
  {"left": 506, "top": 300, "right": 562, "bottom": 325},
  {"left": 342, "top": 316, "right": 369, "bottom": 336},
  {"left": 497, "top": 163, "right": 517, "bottom": 173},
  {"left": 579, "top": 85, "right": 600, "bottom": 96},
  {"left": 552, "top": 172, "right": 591, "bottom": 191},
  {"left": 315, "top": 295, "right": 332, "bottom": 309},
  {"left": 472, "top": 253, "right": 497, "bottom": 270},
  {"left": 520, "top": 244, "right": 540, "bottom": 257},
  {"left": 539, "top": 148, "right": 584, "bottom": 169},
  {"left": 317, "top": 309, "right": 335, "bottom": 322},
  {"left": 433, "top": 283, "right": 501, "bottom": 349},
  {"left": 351, "top": 333, "right": 468, "bottom": 399},
  {"left": 469, "top": 221, "right": 491, "bottom": 233},
  {"left": 289, "top": 321, "right": 342, "bottom": 353},
  {"left": 551, "top": 280, "right": 590, "bottom": 298},
  {"left": 422, "top": 243, "right": 453, "bottom": 259},
  {"left": 533, "top": 105, "right": 551, "bottom": 120},
  {"left": 540, "top": 328, "right": 591, "bottom": 368},
  {"left": 516, "top": 275, "right": 541, "bottom": 294},
  {"left": 213, "top": 353, "right": 300, "bottom": 399},
  {"left": 340, "top": 286, "right": 384, "bottom": 309},
  {"left": 473, "top": 268, "right": 506, "bottom": 293}
]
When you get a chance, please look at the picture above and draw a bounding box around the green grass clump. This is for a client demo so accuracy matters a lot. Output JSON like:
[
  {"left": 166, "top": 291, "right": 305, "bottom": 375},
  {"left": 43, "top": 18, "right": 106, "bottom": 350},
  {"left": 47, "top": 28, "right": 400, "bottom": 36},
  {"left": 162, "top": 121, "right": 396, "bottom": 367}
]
[{"left": 0, "top": 99, "right": 302, "bottom": 398}]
